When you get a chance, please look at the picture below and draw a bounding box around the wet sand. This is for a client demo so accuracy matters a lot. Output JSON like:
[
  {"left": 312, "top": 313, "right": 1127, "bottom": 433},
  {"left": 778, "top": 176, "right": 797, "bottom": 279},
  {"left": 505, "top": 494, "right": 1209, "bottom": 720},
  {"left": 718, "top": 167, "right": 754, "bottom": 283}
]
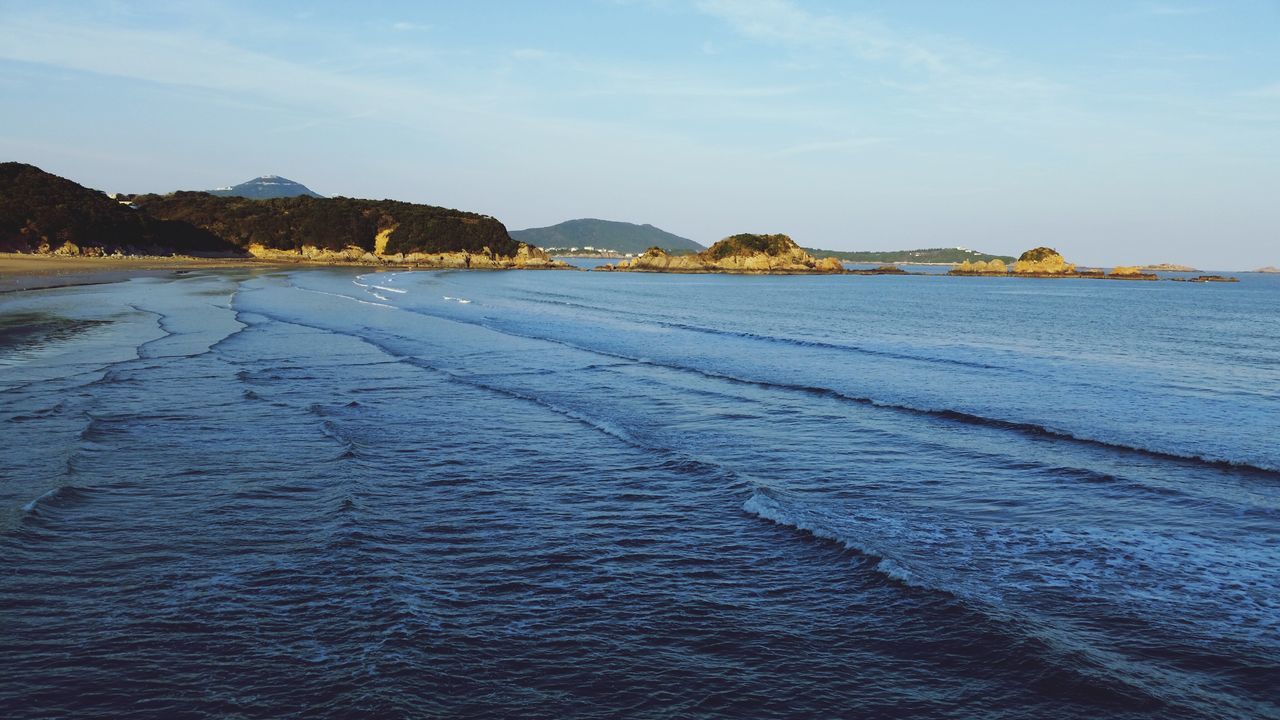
[{"left": 0, "top": 254, "right": 264, "bottom": 293}]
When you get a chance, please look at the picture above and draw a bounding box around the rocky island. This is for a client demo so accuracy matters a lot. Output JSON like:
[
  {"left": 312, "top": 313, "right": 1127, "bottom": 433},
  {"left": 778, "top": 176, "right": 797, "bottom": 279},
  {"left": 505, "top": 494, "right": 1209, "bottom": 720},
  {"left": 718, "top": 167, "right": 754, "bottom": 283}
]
[
  {"left": 1170, "top": 275, "right": 1240, "bottom": 283},
  {"left": 949, "top": 248, "right": 1173, "bottom": 281},
  {"left": 596, "top": 233, "right": 844, "bottom": 274}
]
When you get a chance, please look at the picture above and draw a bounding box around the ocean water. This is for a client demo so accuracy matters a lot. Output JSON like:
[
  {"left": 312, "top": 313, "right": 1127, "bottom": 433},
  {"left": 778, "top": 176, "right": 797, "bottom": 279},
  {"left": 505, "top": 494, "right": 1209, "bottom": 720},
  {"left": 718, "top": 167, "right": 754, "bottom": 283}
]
[{"left": 1, "top": 267, "right": 1277, "bottom": 719}]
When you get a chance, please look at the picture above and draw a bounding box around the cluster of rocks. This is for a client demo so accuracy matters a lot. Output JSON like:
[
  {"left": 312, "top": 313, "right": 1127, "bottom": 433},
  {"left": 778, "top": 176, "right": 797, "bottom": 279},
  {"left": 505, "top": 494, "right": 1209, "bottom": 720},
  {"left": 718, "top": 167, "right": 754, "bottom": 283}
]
[
  {"left": 596, "top": 234, "right": 845, "bottom": 274},
  {"left": 245, "top": 242, "right": 572, "bottom": 270}
]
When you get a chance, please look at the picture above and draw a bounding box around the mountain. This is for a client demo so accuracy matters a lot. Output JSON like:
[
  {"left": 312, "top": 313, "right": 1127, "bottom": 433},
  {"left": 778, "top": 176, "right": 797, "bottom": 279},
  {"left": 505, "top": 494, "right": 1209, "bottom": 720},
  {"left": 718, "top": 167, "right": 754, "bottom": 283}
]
[
  {"left": 0, "top": 162, "right": 237, "bottom": 255},
  {"left": 511, "top": 219, "right": 703, "bottom": 254},
  {"left": 209, "top": 175, "right": 323, "bottom": 199},
  {"left": 802, "top": 247, "right": 1016, "bottom": 264}
]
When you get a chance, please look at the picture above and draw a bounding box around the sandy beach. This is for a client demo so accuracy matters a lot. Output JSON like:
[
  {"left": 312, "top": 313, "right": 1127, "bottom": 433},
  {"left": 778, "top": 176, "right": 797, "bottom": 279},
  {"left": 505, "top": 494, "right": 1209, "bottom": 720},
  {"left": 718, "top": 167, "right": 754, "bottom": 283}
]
[{"left": 0, "top": 253, "right": 268, "bottom": 293}]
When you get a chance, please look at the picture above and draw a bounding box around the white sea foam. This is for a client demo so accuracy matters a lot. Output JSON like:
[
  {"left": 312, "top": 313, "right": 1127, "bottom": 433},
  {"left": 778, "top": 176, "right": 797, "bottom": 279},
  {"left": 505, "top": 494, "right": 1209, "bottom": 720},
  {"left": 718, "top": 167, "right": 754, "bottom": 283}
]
[
  {"left": 295, "top": 287, "right": 395, "bottom": 310},
  {"left": 22, "top": 487, "right": 59, "bottom": 513}
]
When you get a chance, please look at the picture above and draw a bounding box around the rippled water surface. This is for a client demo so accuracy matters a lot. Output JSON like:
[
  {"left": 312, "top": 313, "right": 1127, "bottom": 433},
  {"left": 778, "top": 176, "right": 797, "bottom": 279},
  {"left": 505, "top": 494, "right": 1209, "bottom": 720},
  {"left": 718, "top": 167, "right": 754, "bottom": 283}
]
[{"left": 2, "top": 267, "right": 1277, "bottom": 719}]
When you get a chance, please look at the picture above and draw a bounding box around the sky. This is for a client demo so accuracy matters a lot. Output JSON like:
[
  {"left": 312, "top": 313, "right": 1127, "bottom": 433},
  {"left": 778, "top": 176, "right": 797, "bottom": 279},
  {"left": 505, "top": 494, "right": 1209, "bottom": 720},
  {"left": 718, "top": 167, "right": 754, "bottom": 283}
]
[{"left": 1, "top": 1, "right": 1277, "bottom": 268}]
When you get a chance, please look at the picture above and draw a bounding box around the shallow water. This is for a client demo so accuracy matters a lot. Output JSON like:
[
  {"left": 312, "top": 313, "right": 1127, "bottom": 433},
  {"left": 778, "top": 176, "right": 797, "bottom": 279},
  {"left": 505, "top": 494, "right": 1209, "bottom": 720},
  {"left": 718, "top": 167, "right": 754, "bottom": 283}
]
[{"left": 1, "top": 267, "right": 1277, "bottom": 719}]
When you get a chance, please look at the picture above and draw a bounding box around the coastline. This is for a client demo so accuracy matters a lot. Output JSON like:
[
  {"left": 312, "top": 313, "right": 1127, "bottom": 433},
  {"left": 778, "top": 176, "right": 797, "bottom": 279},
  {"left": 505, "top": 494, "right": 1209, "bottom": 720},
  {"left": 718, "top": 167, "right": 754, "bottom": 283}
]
[
  {"left": 0, "top": 253, "right": 274, "bottom": 293},
  {"left": 0, "top": 251, "right": 582, "bottom": 294}
]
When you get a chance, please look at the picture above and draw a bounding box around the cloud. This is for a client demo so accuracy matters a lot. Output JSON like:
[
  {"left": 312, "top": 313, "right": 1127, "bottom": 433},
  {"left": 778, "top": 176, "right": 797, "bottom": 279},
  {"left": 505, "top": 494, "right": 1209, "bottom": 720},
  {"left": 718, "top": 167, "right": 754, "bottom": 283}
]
[
  {"left": 1243, "top": 83, "right": 1280, "bottom": 98},
  {"left": 391, "top": 21, "right": 432, "bottom": 32},
  {"left": 1142, "top": 3, "right": 1206, "bottom": 16},
  {"left": 510, "top": 48, "right": 551, "bottom": 60},
  {"left": 692, "top": 0, "right": 1061, "bottom": 108},
  {"left": 772, "top": 135, "right": 887, "bottom": 156}
]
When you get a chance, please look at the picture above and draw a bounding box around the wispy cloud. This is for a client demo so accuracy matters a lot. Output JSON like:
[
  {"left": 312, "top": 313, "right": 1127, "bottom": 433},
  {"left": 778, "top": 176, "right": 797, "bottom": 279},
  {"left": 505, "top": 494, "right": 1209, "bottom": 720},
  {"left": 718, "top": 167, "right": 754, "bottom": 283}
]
[
  {"left": 692, "top": 0, "right": 1061, "bottom": 111},
  {"left": 1142, "top": 3, "right": 1206, "bottom": 16},
  {"left": 1242, "top": 83, "right": 1280, "bottom": 98},
  {"left": 510, "top": 48, "right": 551, "bottom": 61},
  {"left": 772, "top": 135, "right": 887, "bottom": 157},
  {"left": 391, "top": 21, "right": 432, "bottom": 32}
]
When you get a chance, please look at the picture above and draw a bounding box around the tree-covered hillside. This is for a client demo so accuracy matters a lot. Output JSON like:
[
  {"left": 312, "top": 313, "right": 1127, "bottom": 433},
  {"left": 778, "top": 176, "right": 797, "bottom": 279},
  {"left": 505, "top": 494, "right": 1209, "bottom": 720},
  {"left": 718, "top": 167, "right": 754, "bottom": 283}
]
[
  {"left": 802, "top": 247, "right": 1016, "bottom": 263},
  {"left": 135, "top": 192, "right": 520, "bottom": 256},
  {"left": 512, "top": 219, "right": 703, "bottom": 254},
  {"left": 0, "top": 162, "right": 237, "bottom": 255},
  {"left": 1, "top": 163, "right": 525, "bottom": 258}
]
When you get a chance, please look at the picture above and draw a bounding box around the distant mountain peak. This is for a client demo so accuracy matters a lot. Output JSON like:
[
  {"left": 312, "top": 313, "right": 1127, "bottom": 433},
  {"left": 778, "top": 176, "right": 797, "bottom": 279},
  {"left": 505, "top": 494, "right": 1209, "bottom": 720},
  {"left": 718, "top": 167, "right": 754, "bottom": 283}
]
[
  {"left": 510, "top": 218, "right": 703, "bottom": 255},
  {"left": 209, "top": 175, "right": 323, "bottom": 199}
]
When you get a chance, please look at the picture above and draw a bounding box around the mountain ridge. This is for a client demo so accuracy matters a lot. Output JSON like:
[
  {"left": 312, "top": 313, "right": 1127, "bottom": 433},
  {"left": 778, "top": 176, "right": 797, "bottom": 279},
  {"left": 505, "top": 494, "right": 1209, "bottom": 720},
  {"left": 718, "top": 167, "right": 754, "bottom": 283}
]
[
  {"left": 803, "top": 246, "right": 1016, "bottom": 264},
  {"left": 1, "top": 163, "right": 555, "bottom": 264},
  {"left": 512, "top": 218, "right": 703, "bottom": 254}
]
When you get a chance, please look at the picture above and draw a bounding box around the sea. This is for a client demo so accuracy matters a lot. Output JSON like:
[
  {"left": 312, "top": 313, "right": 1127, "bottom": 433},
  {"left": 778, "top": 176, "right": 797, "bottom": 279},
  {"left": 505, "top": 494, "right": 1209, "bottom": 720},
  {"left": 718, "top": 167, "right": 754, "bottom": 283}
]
[{"left": 1, "top": 263, "right": 1277, "bottom": 719}]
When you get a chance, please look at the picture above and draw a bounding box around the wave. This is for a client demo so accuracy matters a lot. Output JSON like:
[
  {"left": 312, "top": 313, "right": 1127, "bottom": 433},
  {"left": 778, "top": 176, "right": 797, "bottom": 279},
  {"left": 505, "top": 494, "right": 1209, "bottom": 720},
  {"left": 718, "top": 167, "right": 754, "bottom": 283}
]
[
  {"left": 513, "top": 293, "right": 1010, "bottom": 373},
  {"left": 21, "top": 484, "right": 88, "bottom": 516},
  {"left": 293, "top": 286, "right": 396, "bottom": 310},
  {"left": 662, "top": 361, "right": 1280, "bottom": 476},
  {"left": 743, "top": 490, "right": 909, "bottom": 582},
  {"left": 384, "top": 300, "right": 1280, "bottom": 476},
  {"left": 742, "top": 488, "right": 1278, "bottom": 719}
]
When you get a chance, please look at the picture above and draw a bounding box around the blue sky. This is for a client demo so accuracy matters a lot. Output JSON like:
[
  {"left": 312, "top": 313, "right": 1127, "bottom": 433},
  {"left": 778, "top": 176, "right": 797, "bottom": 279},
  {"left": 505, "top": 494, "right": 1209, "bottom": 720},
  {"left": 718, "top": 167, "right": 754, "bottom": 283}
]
[{"left": 1, "top": 0, "right": 1277, "bottom": 267}]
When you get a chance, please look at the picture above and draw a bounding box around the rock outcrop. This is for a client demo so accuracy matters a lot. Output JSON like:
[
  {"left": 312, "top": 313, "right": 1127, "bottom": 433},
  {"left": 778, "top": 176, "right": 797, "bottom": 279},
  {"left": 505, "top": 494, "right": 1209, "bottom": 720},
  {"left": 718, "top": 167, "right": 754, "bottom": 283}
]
[
  {"left": 949, "top": 259, "right": 1008, "bottom": 275},
  {"left": 1253, "top": 266, "right": 1279, "bottom": 274},
  {"left": 1012, "top": 247, "right": 1076, "bottom": 275},
  {"left": 596, "top": 234, "right": 844, "bottom": 274},
  {"left": 1170, "top": 275, "right": 1239, "bottom": 283},
  {"left": 847, "top": 264, "right": 911, "bottom": 275},
  {"left": 246, "top": 241, "right": 571, "bottom": 270},
  {"left": 1104, "top": 266, "right": 1158, "bottom": 280},
  {"left": 1140, "top": 263, "right": 1197, "bottom": 272}
]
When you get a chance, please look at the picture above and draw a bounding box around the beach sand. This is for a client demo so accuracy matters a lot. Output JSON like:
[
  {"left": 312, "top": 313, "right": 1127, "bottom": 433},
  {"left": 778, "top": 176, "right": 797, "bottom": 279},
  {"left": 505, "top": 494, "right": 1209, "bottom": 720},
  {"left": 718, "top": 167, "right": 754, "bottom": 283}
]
[{"left": 0, "top": 253, "right": 266, "bottom": 293}]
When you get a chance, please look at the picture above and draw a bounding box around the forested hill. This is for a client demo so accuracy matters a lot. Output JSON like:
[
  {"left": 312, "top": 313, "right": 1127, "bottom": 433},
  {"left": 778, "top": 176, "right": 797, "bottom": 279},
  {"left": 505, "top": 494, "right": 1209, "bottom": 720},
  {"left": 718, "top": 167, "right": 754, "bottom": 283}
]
[
  {"left": 512, "top": 219, "right": 704, "bottom": 254},
  {"left": 802, "top": 247, "right": 1016, "bottom": 263},
  {"left": 135, "top": 192, "right": 520, "bottom": 256},
  {"left": 1, "top": 163, "right": 525, "bottom": 258},
  {"left": 0, "top": 162, "right": 237, "bottom": 255}
]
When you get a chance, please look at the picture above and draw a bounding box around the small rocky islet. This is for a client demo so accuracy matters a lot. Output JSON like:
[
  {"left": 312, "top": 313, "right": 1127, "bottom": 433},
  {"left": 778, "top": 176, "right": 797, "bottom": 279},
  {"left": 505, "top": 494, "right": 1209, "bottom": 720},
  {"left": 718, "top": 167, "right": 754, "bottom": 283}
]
[
  {"left": 596, "top": 234, "right": 844, "bottom": 274},
  {"left": 947, "top": 247, "right": 1237, "bottom": 283}
]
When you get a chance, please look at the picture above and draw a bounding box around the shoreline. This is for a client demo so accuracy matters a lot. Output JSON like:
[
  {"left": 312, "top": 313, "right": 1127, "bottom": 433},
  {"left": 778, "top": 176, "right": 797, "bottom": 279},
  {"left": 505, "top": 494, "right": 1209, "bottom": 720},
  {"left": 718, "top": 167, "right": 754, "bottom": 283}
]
[
  {"left": 0, "top": 253, "right": 282, "bottom": 293},
  {"left": 0, "top": 252, "right": 580, "bottom": 293},
  {"left": 1, "top": 253, "right": 1249, "bottom": 295}
]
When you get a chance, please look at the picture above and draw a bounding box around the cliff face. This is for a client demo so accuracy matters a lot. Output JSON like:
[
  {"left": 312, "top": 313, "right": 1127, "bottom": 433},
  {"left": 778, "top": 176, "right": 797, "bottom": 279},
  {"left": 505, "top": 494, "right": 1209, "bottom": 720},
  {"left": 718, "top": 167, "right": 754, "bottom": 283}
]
[{"left": 598, "top": 234, "right": 844, "bottom": 274}]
